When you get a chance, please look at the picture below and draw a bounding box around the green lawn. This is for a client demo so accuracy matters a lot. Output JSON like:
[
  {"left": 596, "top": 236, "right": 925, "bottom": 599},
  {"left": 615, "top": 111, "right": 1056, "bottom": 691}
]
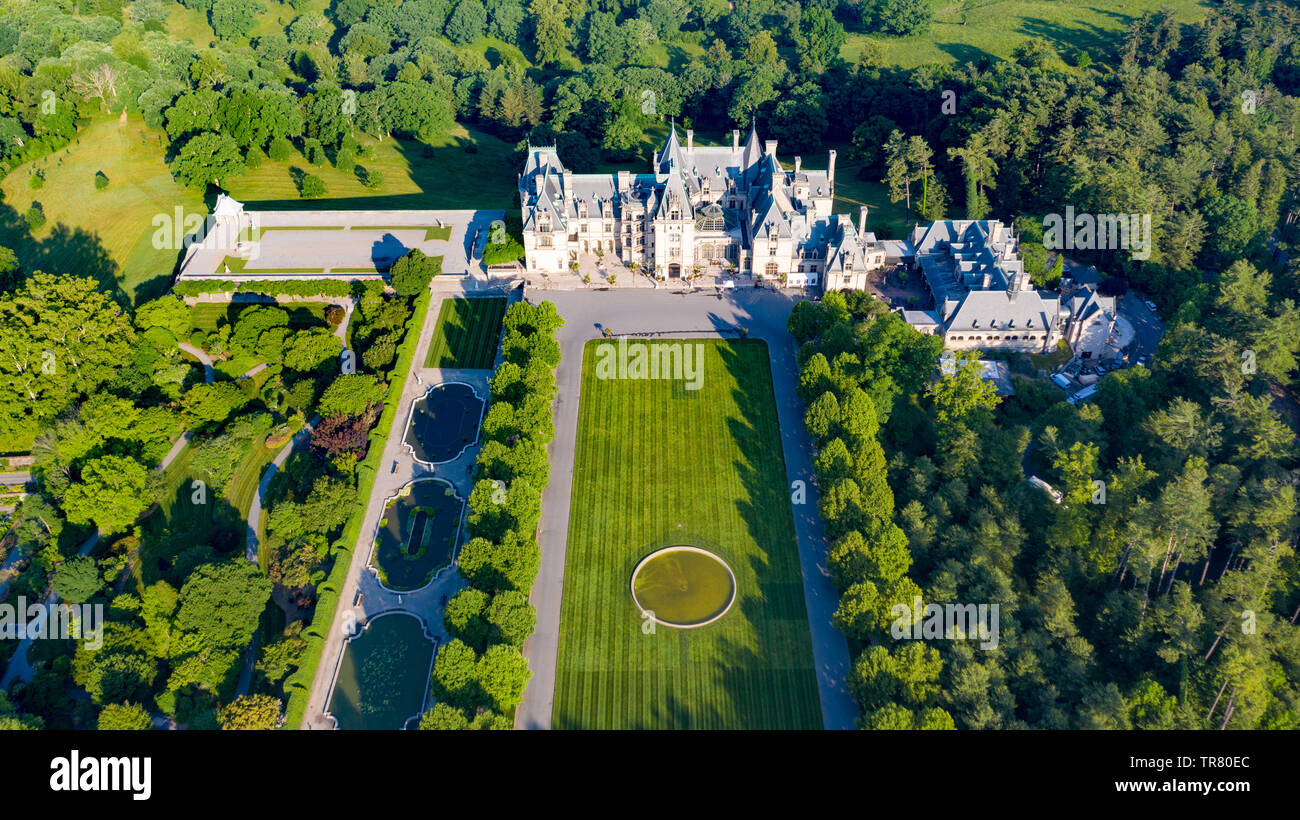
[
  {"left": 841, "top": 0, "right": 1212, "bottom": 70},
  {"left": 553, "top": 339, "right": 821, "bottom": 729},
  {"left": 424, "top": 297, "right": 506, "bottom": 370},
  {"left": 0, "top": 117, "right": 516, "bottom": 305}
]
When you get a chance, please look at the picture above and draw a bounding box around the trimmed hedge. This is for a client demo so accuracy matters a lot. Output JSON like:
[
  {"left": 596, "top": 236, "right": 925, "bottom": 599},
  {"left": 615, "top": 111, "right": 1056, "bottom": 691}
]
[
  {"left": 281, "top": 289, "right": 431, "bottom": 728},
  {"left": 174, "top": 279, "right": 362, "bottom": 298}
]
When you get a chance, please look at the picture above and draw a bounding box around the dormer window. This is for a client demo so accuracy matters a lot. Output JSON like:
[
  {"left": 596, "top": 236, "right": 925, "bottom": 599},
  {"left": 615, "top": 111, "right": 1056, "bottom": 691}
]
[{"left": 578, "top": 203, "right": 588, "bottom": 218}]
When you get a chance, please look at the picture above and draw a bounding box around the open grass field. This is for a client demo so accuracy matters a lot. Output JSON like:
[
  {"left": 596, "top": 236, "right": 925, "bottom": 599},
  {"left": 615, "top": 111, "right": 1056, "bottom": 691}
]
[
  {"left": 424, "top": 297, "right": 506, "bottom": 369},
  {"left": 0, "top": 116, "right": 205, "bottom": 304},
  {"left": 840, "top": 0, "right": 1211, "bottom": 70},
  {"left": 0, "top": 116, "right": 516, "bottom": 305},
  {"left": 553, "top": 339, "right": 821, "bottom": 729}
]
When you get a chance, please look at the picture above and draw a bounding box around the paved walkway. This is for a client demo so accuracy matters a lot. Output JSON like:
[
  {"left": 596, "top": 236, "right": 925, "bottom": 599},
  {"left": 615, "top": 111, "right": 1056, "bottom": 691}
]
[
  {"left": 299, "top": 276, "right": 515, "bottom": 727},
  {"left": 178, "top": 342, "right": 214, "bottom": 383},
  {"left": 515, "top": 287, "right": 857, "bottom": 730}
]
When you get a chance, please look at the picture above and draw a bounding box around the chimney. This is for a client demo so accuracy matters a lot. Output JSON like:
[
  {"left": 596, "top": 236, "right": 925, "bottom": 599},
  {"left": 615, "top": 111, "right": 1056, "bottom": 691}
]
[
  {"left": 686, "top": 129, "right": 694, "bottom": 151},
  {"left": 617, "top": 170, "right": 631, "bottom": 191},
  {"left": 732, "top": 130, "right": 739, "bottom": 151},
  {"left": 764, "top": 140, "right": 777, "bottom": 157},
  {"left": 794, "top": 156, "right": 802, "bottom": 174},
  {"left": 858, "top": 206, "right": 868, "bottom": 235},
  {"left": 828, "top": 149, "right": 837, "bottom": 186}
]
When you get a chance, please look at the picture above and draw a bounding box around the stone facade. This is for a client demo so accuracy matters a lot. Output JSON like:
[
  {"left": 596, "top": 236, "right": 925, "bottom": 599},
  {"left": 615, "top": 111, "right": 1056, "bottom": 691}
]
[{"left": 519, "top": 124, "right": 885, "bottom": 287}]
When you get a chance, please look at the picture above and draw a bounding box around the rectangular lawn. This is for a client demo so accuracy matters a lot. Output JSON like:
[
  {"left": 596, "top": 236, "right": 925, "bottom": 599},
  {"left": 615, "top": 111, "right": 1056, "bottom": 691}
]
[
  {"left": 553, "top": 338, "right": 821, "bottom": 729},
  {"left": 424, "top": 297, "right": 506, "bottom": 370}
]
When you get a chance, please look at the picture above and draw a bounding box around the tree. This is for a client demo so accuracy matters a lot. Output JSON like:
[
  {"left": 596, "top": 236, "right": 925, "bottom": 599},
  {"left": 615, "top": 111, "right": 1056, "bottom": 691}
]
[
  {"left": 1200, "top": 195, "right": 1258, "bottom": 261},
  {"left": 0, "top": 245, "right": 18, "bottom": 290},
  {"left": 870, "top": 0, "right": 933, "bottom": 36},
  {"left": 432, "top": 638, "right": 480, "bottom": 708},
  {"left": 52, "top": 556, "right": 102, "bottom": 603},
  {"left": 528, "top": 0, "right": 571, "bottom": 65},
  {"left": 135, "top": 296, "right": 191, "bottom": 338},
  {"left": 926, "top": 351, "right": 999, "bottom": 423},
  {"left": 458, "top": 530, "right": 539, "bottom": 592},
  {"left": 476, "top": 643, "right": 530, "bottom": 712},
  {"left": 220, "top": 694, "right": 283, "bottom": 729},
  {"left": 309, "top": 412, "right": 374, "bottom": 460},
  {"left": 380, "top": 82, "right": 455, "bottom": 143},
  {"left": 445, "top": 0, "right": 488, "bottom": 44},
  {"left": 181, "top": 382, "right": 250, "bottom": 426},
  {"left": 97, "top": 702, "right": 153, "bottom": 730},
  {"left": 296, "top": 171, "right": 326, "bottom": 199},
  {"left": 63, "top": 456, "right": 151, "bottom": 535},
  {"left": 210, "top": 0, "right": 265, "bottom": 40},
  {"left": 0, "top": 273, "right": 134, "bottom": 433},
  {"left": 388, "top": 249, "right": 442, "bottom": 295},
  {"left": 318, "top": 373, "right": 387, "bottom": 417},
  {"left": 284, "top": 328, "right": 342, "bottom": 372},
  {"left": 172, "top": 132, "right": 245, "bottom": 189},
  {"left": 175, "top": 561, "right": 273, "bottom": 649},
  {"left": 419, "top": 702, "right": 472, "bottom": 729},
  {"left": 445, "top": 588, "right": 491, "bottom": 649},
  {"left": 68, "top": 64, "right": 122, "bottom": 112},
  {"left": 793, "top": 8, "right": 845, "bottom": 74},
  {"left": 486, "top": 589, "right": 536, "bottom": 645}
]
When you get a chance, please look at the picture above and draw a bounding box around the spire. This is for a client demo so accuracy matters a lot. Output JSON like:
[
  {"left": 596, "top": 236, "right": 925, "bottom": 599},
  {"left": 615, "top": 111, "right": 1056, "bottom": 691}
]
[
  {"left": 658, "top": 124, "right": 685, "bottom": 173},
  {"left": 742, "top": 120, "right": 762, "bottom": 170}
]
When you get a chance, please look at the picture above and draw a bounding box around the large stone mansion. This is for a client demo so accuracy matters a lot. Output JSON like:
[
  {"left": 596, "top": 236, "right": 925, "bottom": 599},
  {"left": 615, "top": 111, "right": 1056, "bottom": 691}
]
[
  {"left": 902, "top": 219, "right": 1067, "bottom": 353},
  {"left": 518, "top": 124, "right": 885, "bottom": 289}
]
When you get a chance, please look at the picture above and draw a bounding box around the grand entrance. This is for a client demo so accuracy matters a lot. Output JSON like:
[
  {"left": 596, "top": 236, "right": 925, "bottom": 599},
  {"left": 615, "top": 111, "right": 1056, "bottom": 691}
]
[{"left": 668, "top": 263, "right": 681, "bottom": 278}]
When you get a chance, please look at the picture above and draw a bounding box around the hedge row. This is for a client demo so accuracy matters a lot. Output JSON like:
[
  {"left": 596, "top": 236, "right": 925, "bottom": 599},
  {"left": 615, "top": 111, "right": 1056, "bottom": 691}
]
[
  {"left": 174, "top": 279, "right": 363, "bottom": 298},
  {"left": 281, "top": 289, "right": 431, "bottom": 728}
]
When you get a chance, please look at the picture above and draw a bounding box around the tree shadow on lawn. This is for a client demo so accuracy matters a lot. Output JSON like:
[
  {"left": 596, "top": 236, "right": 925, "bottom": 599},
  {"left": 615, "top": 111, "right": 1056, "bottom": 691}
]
[
  {"left": 713, "top": 339, "right": 824, "bottom": 729},
  {"left": 0, "top": 197, "right": 124, "bottom": 302},
  {"left": 136, "top": 481, "right": 244, "bottom": 591},
  {"left": 1018, "top": 16, "right": 1126, "bottom": 61},
  {"left": 235, "top": 136, "right": 518, "bottom": 213}
]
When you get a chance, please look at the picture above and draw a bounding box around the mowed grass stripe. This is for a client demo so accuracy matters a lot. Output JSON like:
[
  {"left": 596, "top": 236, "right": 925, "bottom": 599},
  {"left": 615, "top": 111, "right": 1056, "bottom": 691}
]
[
  {"left": 424, "top": 297, "right": 506, "bottom": 369},
  {"left": 553, "top": 339, "right": 821, "bottom": 729}
]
